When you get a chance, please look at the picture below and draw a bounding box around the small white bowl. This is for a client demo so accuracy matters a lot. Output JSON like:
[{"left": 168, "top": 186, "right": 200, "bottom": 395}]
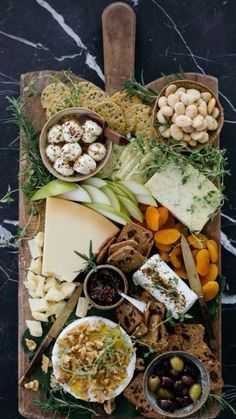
[{"left": 52, "top": 316, "right": 136, "bottom": 402}]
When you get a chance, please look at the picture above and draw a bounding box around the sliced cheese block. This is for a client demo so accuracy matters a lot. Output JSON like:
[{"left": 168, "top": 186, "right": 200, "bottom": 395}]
[
  {"left": 145, "top": 162, "right": 221, "bottom": 232},
  {"left": 26, "top": 320, "right": 42, "bottom": 337},
  {"left": 28, "top": 298, "right": 49, "bottom": 313},
  {"left": 133, "top": 254, "right": 198, "bottom": 319},
  {"left": 42, "top": 198, "right": 119, "bottom": 282},
  {"left": 28, "top": 237, "right": 42, "bottom": 259}
]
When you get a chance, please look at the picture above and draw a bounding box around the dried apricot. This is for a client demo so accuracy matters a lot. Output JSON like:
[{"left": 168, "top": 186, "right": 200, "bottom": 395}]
[
  {"left": 154, "top": 229, "right": 181, "bottom": 245},
  {"left": 196, "top": 249, "right": 210, "bottom": 276},
  {"left": 158, "top": 207, "right": 169, "bottom": 228},
  {"left": 207, "top": 240, "right": 218, "bottom": 263},
  {"left": 161, "top": 213, "right": 175, "bottom": 229},
  {"left": 174, "top": 266, "right": 188, "bottom": 280},
  {"left": 201, "top": 263, "right": 218, "bottom": 286},
  {"left": 170, "top": 247, "right": 182, "bottom": 269},
  {"left": 192, "top": 249, "right": 200, "bottom": 260},
  {"left": 202, "top": 281, "right": 219, "bottom": 302},
  {"left": 155, "top": 243, "right": 173, "bottom": 252},
  {"left": 145, "top": 206, "right": 160, "bottom": 231},
  {"left": 159, "top": 251, "right": 170, "bottom": 262},
  {"left": 187, "top": 233, "right": 208, "bottom": 249}
]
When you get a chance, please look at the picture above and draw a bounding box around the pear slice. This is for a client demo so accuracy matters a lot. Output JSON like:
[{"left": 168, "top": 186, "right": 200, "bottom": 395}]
[
  {"left": 135, "top": 194, "right": 157, "bottom": 206},
  {"left": 82, "top": 185, "right": 111, "bottom": 205},
  {"left": 31, "top": 179, "right": 78, "bottom": 201},
  {"left": 84, "top": 203, "right": 130, "bottom": 225},
  {"left": 82, "top": 177, "right": 107, "bottom": 189},
  {"left": 58, "top": 186, "right": 92, "bottom": 203},
  {"left": 118, "top": 195, "right": 143, "bottom": 222},
  {"left": 101, "top": 186, "right": 121, "bottom": 211},
  {"left": 119, "top": 180, "right": 150, "bottom": 196}
]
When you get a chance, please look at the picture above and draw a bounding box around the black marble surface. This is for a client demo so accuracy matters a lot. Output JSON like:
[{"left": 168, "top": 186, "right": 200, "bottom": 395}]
[{"left": 0, "top": 0, "right": 235, "bottom": 417}]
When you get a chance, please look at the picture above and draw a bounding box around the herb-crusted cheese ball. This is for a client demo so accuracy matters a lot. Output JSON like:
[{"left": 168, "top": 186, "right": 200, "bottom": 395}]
[
  {"left": 54, "top": 157, "right": 74, "bottom": 176},
  {"left": 46, "top": 145, "right": 61, "bottom": 162},
  {"left": 88, "top": 142, "right": 106, "bottom": 161},
  {"left": 48, "top": 124, "right": 63, "bottom": 143},
  {"left": 74, "top": 154, "right": 97, "bottom": 175},
  {"left": 61, "top": 143, "right": 82, "bottom": 162},
  {"left": 62, "top": 120, "right": 84, "bottom": 143},
  {"left": 82, "top": 120, "right": 103, "bottom": 143}
]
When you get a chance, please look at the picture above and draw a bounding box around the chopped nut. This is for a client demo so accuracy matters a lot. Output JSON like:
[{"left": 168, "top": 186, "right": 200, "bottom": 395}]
[
  {"left": 41, "top": 354, "right": 51, "bottom": 374},
  {"left": 25, "top": 338, "right": 37, "bottom": 352},
  {"left": 104, "top": 398, "right": 116, "bottom": 415},
  {"left": 24, "top": 379, "right": 39, "bottom": 392},
  {"left": 136, "top": 357, "right": 145, "bottom": 371}
]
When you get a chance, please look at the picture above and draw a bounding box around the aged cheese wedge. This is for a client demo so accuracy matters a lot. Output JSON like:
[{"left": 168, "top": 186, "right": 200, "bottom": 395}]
[
  {"left": 145, "top": 162, "right": 221, "bottom": 232},
  {"left": 42, "top": 198, "right": 119, "bottom": 282},
  {"left": 26, "top": 320, "right": 42, "bottom": 337},
  {"left": 133, "top": 254, "right": 198, "bottom": 319}
]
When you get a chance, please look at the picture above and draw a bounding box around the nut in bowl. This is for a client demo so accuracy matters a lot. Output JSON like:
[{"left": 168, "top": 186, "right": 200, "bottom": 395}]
[
  {"left": 52, "top": 317, "right": 136, "bottom": 403},
  {"left": 143, "top": 351, "right": 210, "bottom": 418},
  {"left": 153, "top": 80, "right": 224, "bottom": 149},
  {"left": 40, "top": 107, "right": 112, "bottom": 182}
]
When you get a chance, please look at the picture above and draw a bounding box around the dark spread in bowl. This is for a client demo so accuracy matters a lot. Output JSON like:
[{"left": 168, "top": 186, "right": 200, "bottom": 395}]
[{"left": 87, "top": 268, "right": 125, "bottom": 306}]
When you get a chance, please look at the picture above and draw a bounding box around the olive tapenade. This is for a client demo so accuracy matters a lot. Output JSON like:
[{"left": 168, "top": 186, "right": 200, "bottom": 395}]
[{"left": 87, "top": 268, "right": 125, "bottom": 306}]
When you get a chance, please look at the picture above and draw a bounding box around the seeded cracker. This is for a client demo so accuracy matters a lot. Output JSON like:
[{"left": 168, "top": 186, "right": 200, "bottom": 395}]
[
  {"left": 135, "top": 116, "right": 157, "bottom": 140},
  {"left": 41, "top": 82, "right": 70, "bottom": 109},
  {"left": 93, "top": 100, "right": 126, "bottom": 135},
  {"left": 80, "top": 89, "right": 108, "bottom": 109},
  {"left": 124, "top": 103, "right": 151, "bottom": 134}
]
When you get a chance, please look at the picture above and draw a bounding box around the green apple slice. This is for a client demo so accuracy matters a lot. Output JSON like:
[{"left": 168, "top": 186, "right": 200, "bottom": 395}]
[
  {"left": 118, "top": 195, "right": 143, "bottom": 222},
  {"left": 84, "top": 203, "right": 130, "bottom": 225},
  {"left": 101, "top": 186, "right": 121, "bottom": 211},
  {"left": 119, "top": 180, "right": 150, "bottom": 196},
  {"left": 82, "top": 185, "right": 111, "bottom": 205},
  {"left": 107, "top": 181, "right": 137, "bottom": 204},
  {"left": 31, "top": 180, "right": 78, "bottom": 201},
  {"left": 82, "top": 177, "right": 107, "bottom": 189},
  {"left": 135, "top": 194, "right": 157, "bottom": 206},
  {"left": 58, "top": 186, "right": 92, "bottom": 203}
]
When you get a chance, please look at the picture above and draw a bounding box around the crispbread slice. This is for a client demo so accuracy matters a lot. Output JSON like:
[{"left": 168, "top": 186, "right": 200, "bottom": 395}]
[
  {"left": 117, "top": 221, "right": 153, "bottom": 257},
  {"left": 108, "top": 239, "right": 138, "bottom": 255},
  {"left": 107, "top": 245, "right": 146, "bottom": 273},
  {"left": 95, "top": 234, "right": 118, "bottom": 264},
  {"left": 41, "top": 82, "right": 70, "bottom": 109},
  {"left": 116, "top": 300, "right": 143, "bottom": 333},
  {"left": 93, "top": 100, "right": 126, "bottom": 135}
]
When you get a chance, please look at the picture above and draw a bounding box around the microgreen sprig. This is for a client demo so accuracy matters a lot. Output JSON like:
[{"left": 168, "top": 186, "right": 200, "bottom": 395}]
[{"left": 74, "top": 240, "right": 97, "bottom": 272}]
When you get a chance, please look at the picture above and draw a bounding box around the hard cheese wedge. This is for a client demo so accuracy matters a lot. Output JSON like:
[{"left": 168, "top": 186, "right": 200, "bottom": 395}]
[
  {"left": 145, "top": 162, "right": 221, "bottom": 232},
  {"left": 42, "top": 198, "right": 119, "bottom": 282},
  {"left": 133, "top": 254, "right": 198, "bottom": 319}
]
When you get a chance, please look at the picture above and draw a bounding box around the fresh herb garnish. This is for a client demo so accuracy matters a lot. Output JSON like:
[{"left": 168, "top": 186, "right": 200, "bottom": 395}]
[
  {"left": 122, "top": 73, "right": 158, "bottom": 105},
  {"left": 74, "top": 240, "right": 97, "bottom": 272},
  {"left": 203, "top": 389, "right": 236, "bottom": 416}
]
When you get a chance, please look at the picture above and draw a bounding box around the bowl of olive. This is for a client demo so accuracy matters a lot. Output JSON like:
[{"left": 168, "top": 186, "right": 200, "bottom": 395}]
[{"left": 144, "top": 351, "right": 210, "bottom": 418}]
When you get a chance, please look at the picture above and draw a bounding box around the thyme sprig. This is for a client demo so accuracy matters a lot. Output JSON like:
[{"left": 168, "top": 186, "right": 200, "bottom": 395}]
[
  {"left": 74, "top": 240, "right": 97, "bottom": 272},
  {"left": 122, "top": 73, "right": 158, "bottom": 105}
]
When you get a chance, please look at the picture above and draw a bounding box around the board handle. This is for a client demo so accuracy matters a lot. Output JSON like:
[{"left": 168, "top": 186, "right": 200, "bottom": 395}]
[{"left": 102, "top": 2, "right": 136, "bottom": 95}]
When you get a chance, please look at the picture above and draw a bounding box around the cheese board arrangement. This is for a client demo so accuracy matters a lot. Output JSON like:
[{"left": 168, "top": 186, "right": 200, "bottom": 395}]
[{"left": 12, "top": 2, "right": 235, "bottom": 418}]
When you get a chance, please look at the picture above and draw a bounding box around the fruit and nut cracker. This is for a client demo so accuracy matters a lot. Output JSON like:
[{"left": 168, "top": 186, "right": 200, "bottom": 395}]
[
  {"left": 117, "top": 221, "right": 154, "bottom": 257},
  {"left": 93, "top": 100, "right": 126, "bottom": 135},
  {"left": 108, "top": 239, "right": 138, "bottom": 255},
  {"left": 107, "top": 245, "right": 146, "bottom": 273}
]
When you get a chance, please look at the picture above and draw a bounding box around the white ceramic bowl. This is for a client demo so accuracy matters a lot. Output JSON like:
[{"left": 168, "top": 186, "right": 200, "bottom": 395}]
[{"left": 52, "top": 316, "right": 136, "bottom": 402}]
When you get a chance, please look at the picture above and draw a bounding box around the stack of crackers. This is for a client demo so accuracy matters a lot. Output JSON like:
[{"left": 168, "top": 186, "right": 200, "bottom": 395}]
[{"left": 40, "top": 79, "right": 157, "bottom": 139}]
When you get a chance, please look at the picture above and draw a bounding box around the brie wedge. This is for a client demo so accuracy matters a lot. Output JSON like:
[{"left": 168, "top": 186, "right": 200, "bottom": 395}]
[{"left": 133, "top": 254, "right": 198, "bottom": 319}]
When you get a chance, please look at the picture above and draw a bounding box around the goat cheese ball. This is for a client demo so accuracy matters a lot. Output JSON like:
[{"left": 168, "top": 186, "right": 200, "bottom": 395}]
[
  {"left": 48, "top": 124, "right": 63, "bottom": 143},
  {"left": 54, "top": 157, "right": 74, "bottom": 177},
  {"left": 46, "top": 145, "right": 61, "bottom": 162},
  {"left": 61, "top": 143, "right": 82, "bottom": 162},
  {"left": 62, "top": 120, "right": 84, "bottom": 143},
  {"left": 74, "top": 154, "right": 97, "bottom": 175},
  {"left": 88, "top": 142, "right": 106, "bottom": 162},
  {"left": 82, "top": 120, "right": 103, "bottom": 143}
]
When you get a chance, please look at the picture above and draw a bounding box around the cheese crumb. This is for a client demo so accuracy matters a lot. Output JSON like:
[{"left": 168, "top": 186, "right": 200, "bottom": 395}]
[
  {"left": 41, "top": 354, "right": 51, "bottom": 374},
  {"left": 24, "top": 379, "right": 39, "bottom": 392},
  {"left": 25, "top": 338, "right": 37, "bottom": 352}
]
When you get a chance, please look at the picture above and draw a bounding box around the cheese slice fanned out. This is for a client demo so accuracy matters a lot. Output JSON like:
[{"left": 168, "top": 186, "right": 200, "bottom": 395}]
[
  {"left": 145, "top": 162, "right": 221, "bottom": 232},
  {"left": 42, "top": 198, "right": 119, "bottom": 282}
]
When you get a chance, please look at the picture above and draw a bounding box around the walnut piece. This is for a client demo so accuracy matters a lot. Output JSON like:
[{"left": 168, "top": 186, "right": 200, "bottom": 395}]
[
  {"left": 41, "top": 354, "right": 51, "bottom": 374},
  {"left": 135, "top": 357, "right": 145, "bottom": 371},
  {"left": 104, "top": 398, "right": 116, "bottom": 415},
  {"left": 25, "top": 338, "right": 37, "bottom": 351},
  {"left": 24, "top": 380, "right": 39, "bottom": 392}
]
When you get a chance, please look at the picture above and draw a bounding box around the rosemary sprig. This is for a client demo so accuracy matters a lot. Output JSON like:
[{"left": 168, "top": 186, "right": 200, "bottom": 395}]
[
  {"left": 6, "top": 96, "right": 54, "bottom": 200},
  {"left": 122, "top": 73, "right": 158, "bottom": 105},
  {"left": 74, "top": 240, "right": 97, "bottom": 272},
  {"left": 33, "top": 387, "right": 98, "bottom": 417},
  {"left": 199, "top": 389, "right": 236, "bottom": 416}
]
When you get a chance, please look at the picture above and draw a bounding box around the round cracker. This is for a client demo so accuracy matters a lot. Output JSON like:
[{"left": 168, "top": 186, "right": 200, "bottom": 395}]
[
  {"left": 93, "top": 100, "right": 126, "bottom": 135},
  {"left": 135, "top": 117, "right": 157, "bottom": 140},
  {"left": 111, "top": 91, "right": 142, "bottom": 111},
  {"left": 77, "top": 80, "right": 103, "bottom": 95},
  {"left": 80, "top": 89, "right": 108, "bottom": 109},
  {"left": 125, "top": 104, "right": 151, "bottom": 134},
  {"left": 41, "top": 82, "right": 70, "bottom": 109}
]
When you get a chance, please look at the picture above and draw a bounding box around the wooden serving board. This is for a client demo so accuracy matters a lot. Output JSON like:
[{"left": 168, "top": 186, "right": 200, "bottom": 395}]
[{"left": 18, "top": 3, "right": 221, "bottom": 418}]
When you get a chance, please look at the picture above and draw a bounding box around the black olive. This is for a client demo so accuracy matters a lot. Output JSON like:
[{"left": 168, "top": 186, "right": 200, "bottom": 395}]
[
  {"left": 182, "top": 386, "right": 190, "bottom": 396},
  {"left": 183, "top": 363, "right": 198, "bottom": 378},
  {"left": 158, "top": 399, "right": 177, "bottom": 412},
  {"left": 161, "top": 375, "right": 174, "bottom": 389},
  {"left": 182, "top": 396, "right": 192, "bottom": 407},
  {"left": 181, "top": 374, "right": 194, "bottom": 386},
  {"left": 176, "top": 396, "right": 184, "bottom": 406},
  {"left": 162, "top": 359, "right": 170, "bottom": 372},
  {"left": 174, "top": 379, "right": 184, "bottom": 394}
]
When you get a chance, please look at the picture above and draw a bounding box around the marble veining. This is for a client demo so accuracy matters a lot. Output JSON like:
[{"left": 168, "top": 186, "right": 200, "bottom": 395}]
[{"left": 0, "top": 0, "right": 235, "bottom": 417}]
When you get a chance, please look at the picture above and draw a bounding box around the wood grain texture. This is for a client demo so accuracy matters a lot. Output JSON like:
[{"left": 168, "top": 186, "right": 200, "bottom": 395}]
[
  {"left": 18, "top": 71, "right": 222, "bottom": 419},
  {"left": 102, "top": 2, "right": 136, "bottom": 95}
]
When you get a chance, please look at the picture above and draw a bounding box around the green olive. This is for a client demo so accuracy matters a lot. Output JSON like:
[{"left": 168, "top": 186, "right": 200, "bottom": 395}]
[
  {"left": 170, "top": 367, "right": 179, "bottom": 376},
  {"left": 170, "top": 356, "right": 184, "bottom": 372},
  {"left": 189, "top": 383, "right": 202, "bottom": 401},
  {"left": 157, "top": 387, "right": 174, "bottom": 399},
  {"left": 148, "top": 375, "right": 160, "bottom": 392}
]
